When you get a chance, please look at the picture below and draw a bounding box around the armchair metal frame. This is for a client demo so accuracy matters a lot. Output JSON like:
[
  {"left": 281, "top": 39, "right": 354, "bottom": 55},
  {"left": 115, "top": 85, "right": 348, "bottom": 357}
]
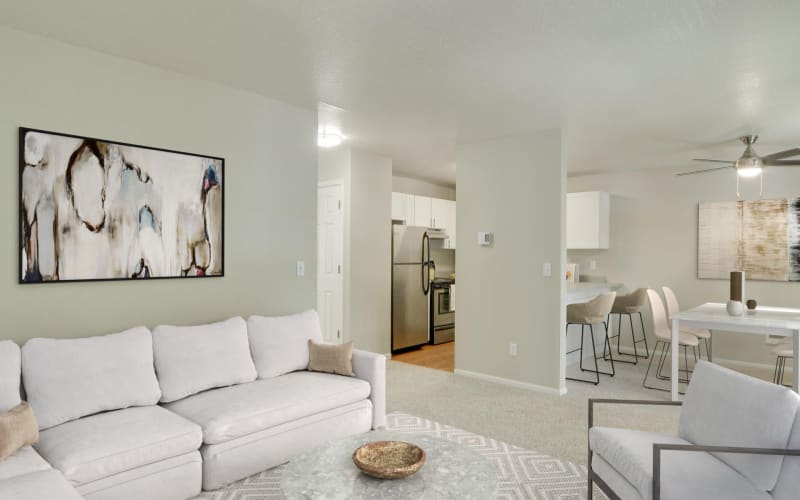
[{"left": 587, "top": 398, "right": 800, "bottom": 500}]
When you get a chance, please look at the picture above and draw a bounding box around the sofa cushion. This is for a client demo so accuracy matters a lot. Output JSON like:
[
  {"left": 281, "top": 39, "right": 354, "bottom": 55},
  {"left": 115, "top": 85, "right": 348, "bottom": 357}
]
[
  {"left": 0, "top": 341, "right": 21, "bottom": 413},
  {"left": 153, "top": 317, "right": 257, "bottom": 403},
  {"left": 35, "top": 405, "right": 202, "bottom": 485},
  {"left": 22, "top": 327, "right": 161, "bottom": 430},
  {"left": 164, "top": 371, "right": 371, "bottom": 444},
  {"left": 0, "top": 446, "right": 50, "bottom": 481},
  {"left": 247, "top": 310, "right": 323, "bottom": 378},
  {"left": 772, "top": 395, "right": 800, "bottom": 500},
  {"left": 679, "top": 361, "right": 798, "bottom": 491},
  {"left": 0, "top": 469, "right": 83, "bottom": 500},
  {"left": 590, "top": 427, "right": 771, "bottom": 500}
]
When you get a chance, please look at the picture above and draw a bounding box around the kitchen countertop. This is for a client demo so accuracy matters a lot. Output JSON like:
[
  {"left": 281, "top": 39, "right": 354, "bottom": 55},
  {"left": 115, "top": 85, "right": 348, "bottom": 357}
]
[{"left": 566, "top": 282, "right": 625, "bottom": 305}]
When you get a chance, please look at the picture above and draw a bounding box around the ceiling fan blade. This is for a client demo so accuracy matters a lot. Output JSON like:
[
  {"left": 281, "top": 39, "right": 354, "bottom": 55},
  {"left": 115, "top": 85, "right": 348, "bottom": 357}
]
[
  {"left": 766, "top": 160, "right": 800, "bottom": 166},
  {"left": 692, "top": 158, "right": 735, "bottom": 164},
  {"left": 762, "top": 148, "right": 800, "bottom": 162},
  {"left": 677, "top": 165, "right": 734, "bottom": 176}
]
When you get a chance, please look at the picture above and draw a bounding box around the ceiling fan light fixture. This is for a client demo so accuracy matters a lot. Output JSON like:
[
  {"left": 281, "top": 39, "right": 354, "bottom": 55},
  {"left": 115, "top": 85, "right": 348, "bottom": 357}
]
[
  {"left": 736, "top": 167, "right": 764, "bottom": 177},
  {"left": 737, "top": 166, "right": 763, "bottom": 178}
]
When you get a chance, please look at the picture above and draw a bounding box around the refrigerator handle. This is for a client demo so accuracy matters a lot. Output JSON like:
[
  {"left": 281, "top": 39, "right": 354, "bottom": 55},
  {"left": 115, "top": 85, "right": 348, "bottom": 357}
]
[{"left": 421, "top": 232, "right": 430, "bottom": 294}]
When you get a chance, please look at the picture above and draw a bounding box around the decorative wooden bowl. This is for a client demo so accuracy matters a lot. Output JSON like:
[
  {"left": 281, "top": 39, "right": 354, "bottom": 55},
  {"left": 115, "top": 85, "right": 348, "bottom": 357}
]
[{"left": 352, "top": 441, "right": 426, "bottom": 479}]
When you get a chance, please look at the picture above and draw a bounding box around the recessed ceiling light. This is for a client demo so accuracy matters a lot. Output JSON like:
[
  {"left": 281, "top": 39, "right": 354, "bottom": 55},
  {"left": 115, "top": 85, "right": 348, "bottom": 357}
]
[{"left": 318, "top": 130, "right": 343, "bottom": 148}]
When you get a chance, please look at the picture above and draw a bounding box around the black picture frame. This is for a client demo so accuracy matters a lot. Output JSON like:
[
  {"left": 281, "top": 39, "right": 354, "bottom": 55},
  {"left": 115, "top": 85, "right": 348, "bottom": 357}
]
[{"left": 19, "top": 127, "right": 225, "bottom": 284}]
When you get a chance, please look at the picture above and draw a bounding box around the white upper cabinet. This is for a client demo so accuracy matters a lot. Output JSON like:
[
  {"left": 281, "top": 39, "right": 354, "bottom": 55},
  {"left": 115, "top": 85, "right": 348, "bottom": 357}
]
[
  {"left": 413, "top": 195, "right": 433, "bottom": 227},
  {"left": 391, "top": 192, "right": 415, "bottom": 224},
  {"left": 567, "top": 191, "right": 610, "bottom": 249},
  {"left": 394, "top": 193, "right": 457, "bottom": 249},
  {"left": 432, "top": 198, "right": 456, "bottom": 248}
]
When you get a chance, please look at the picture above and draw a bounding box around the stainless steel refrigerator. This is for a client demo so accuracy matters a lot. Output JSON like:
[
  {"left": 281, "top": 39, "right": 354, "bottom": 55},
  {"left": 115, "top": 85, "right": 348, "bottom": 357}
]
[{"left": 391, "top": 225, "right": 433, "bottom": 351}]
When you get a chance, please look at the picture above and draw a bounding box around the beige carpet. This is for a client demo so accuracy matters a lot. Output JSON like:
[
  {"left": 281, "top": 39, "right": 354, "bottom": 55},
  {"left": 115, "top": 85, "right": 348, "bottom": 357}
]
[{"left": 387, "top": 355, "right": 776, "bottom": 466}]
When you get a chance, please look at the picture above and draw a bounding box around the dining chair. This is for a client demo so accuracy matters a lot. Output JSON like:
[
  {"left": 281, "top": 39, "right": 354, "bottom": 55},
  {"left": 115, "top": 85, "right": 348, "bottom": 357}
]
[
  {"left": 606, "top": 288, "right": 650, "bottom": 364},
  {"left": 566, "top": 292, "right": 617, "bottom": 385},
  {"left": 662, "top": 286, "right": 711, "bottom": 360},
  {"left": 773, "top": 339, "right": 793, "bottom": 387},
  {"left": 642, "top": 289, "right": 699, "bottom": 393}
]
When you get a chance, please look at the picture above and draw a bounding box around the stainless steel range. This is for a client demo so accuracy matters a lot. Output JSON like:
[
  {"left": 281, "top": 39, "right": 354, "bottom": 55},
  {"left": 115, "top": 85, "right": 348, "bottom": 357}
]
[{"left": 430, "top": 278, "right": 455, "bottom": 344}]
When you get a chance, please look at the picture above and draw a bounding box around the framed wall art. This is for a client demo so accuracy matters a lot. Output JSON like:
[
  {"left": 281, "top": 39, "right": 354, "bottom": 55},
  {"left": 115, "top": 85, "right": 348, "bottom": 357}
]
[
  {"left": 698, "top": 198, "right": 800, "bottom": 282},
  {"left": 20, "top": 128, "right": 224, "bottom": 283}
]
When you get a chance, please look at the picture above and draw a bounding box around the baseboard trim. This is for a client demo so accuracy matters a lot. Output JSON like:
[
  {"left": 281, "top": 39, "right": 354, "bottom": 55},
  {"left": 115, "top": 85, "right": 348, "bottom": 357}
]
[{"left": 453, "top": 369, "right": 567, "bottom": 396}]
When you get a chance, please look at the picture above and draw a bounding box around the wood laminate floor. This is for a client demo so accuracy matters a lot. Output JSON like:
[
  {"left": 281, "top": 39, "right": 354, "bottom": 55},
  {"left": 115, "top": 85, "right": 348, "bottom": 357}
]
[{"left": 392, "top": 342, "right": 454, "bottom": 372}]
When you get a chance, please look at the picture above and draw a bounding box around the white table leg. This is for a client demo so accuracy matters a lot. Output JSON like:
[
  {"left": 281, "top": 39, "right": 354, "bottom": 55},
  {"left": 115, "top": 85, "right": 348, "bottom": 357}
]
[
  {"left": 794, "top": 330, "right": 799, "bottom": 393},
  {"left": 671, "top": 319, "right": 679, "bottom": 401}
]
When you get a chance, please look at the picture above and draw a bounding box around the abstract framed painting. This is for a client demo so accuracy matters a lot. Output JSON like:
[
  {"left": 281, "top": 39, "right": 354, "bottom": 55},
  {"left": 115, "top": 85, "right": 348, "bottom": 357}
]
[
  {"left": 697, "top": 198, "right": 800, "bottom": 282},
  {"left": 19, "top": 128, "right": 224, "bottom": 284}
]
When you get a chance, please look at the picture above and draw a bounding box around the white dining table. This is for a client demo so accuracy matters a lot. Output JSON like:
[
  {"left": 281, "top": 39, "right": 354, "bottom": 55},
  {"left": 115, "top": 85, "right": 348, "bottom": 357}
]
[{"left": 670, "top": 303, "right": 800, "bottom": 401}]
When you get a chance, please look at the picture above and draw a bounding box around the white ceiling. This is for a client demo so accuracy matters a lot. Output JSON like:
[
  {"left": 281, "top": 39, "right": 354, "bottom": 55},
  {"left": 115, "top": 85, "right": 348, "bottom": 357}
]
[{"left": 4, "top": 1, "right": 800, "bottom": 185}]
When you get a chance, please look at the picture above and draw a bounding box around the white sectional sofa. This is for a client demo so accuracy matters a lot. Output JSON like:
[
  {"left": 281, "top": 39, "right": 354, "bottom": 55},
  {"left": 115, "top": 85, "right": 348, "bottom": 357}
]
[
  {"left": 0, "top": 311, "right": 386, "bottom": 499},
  {"left": 0, "top": 340, "right": 83, "bottom": 500}
]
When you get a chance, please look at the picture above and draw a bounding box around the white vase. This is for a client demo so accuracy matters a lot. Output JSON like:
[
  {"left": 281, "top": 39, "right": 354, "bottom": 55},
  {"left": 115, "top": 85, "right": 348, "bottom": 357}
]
[{"left": 726, "top": 300, "right": 744, "bottom": 316}]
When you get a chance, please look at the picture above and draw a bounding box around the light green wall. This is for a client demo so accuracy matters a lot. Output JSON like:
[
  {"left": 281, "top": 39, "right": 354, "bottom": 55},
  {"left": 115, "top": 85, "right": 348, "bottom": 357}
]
[
  {"left": 318, "top": 148, "right": 392, "bottom": 354},
  {"left": 455, "top": 130, "right": 566, "bottom": 391},
  {"left": 1, "top": 28, "right": 318, "bottom": 344}
]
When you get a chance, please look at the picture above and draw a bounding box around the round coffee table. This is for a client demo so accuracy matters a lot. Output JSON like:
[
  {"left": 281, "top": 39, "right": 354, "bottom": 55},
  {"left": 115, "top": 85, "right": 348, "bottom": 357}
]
[{"left": 280, "top": 430, "right": 497, "bottom": 499}]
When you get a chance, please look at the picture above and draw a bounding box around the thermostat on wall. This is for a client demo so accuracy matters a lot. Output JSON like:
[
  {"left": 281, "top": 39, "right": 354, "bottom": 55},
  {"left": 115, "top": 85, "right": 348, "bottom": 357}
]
[{"left": 477, "top": 232, "right": 493, "bottom": 246}]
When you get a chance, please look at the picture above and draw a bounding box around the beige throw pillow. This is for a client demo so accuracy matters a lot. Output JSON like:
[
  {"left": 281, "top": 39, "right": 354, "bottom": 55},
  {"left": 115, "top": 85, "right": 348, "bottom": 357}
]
[
  {"left": 307, "top": 340, "right": 354, "bottom": 376},
  {"left": 0, "top": 402, "right": 39, "bottom": 461}
]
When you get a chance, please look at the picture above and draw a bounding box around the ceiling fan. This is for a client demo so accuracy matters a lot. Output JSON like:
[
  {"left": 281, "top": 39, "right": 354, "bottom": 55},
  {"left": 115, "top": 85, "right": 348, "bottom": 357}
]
[{"left": 678, "top": 135, "right": 800, "bottom": 197}]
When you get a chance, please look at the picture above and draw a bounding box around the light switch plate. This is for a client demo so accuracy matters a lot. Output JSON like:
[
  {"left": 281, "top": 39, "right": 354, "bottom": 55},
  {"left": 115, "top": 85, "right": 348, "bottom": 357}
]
[
  {"left": 590, "top": 260, "right": 597, "bottom": 270},
  {"left": 542, "top": 262, "right": 552, "bottom": 277},
  {"left": 509, "top": 343, "right": 518, "bottom": 357},
  {"left": 477, "top": 232, "right": 493, "bottom": 246},
  {"left": 296, "top": 260, "right": 305, "bottom": 277}
]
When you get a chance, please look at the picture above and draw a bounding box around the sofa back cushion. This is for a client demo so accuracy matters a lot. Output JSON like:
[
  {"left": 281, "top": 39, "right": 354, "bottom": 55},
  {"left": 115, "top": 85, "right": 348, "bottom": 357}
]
[
  {"left": 0, "top": 341, "right": 21, "bottom": 413},
  {"left": 247, "top": 310, "right": 323, "bottom": 378},
  {"left": 153, "top": 317, "right": 256, "bottom": 403},
  {"left": 772, "top": 398, "right": 800, "bottom": 500},
  {"left": 679, "top": 361, "right": 798, "bottom": 491},
  {"left": 22, "top": 327, "right": 161, "bottom": 430}
]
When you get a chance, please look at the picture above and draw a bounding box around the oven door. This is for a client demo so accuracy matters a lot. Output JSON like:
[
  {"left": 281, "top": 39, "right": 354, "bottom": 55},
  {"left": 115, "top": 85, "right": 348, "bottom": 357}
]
[{"left": 433, "top": 288, "right": 455, "bottom": 327}]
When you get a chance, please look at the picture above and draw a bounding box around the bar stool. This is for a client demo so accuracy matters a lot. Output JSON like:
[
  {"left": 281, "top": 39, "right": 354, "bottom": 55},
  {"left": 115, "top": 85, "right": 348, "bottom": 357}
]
[
  {"left": 773, "top": 340, "right": 793, "bottom": 387},
  {"left": 662, "top": 286, "right": 711, "bottom": 360},
  {"left": 642, "top": 289, "right": 699, "bottom": 393},
  {"left": 566, "top": 292, "right": 616, "bottom": 385},
  {"left": 606, "top": 288, "right": 650, "bottom": 364}
]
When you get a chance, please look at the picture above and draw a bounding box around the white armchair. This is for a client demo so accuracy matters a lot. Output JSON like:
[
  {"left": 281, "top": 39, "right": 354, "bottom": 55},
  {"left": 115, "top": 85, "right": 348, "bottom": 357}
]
[{"left": 588, "top": 361, "right": 800, "bottom": 500}]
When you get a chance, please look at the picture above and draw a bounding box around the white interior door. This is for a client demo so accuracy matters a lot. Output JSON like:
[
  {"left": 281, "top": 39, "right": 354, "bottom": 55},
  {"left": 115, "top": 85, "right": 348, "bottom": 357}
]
[{"left": 317, "top": 182, "right": 344, "bottom": 343}]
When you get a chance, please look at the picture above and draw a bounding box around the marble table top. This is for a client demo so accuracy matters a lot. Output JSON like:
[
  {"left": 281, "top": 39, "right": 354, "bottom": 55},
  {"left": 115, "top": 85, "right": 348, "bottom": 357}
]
[{"left": 280, "top": 430, "right": 497, "bottom": 499}]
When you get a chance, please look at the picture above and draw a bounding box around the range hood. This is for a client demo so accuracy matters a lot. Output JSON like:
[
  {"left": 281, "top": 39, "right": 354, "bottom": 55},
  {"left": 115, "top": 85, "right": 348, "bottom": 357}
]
[{"left": 426, "top": 228, "right": 449, "bottom": 239}]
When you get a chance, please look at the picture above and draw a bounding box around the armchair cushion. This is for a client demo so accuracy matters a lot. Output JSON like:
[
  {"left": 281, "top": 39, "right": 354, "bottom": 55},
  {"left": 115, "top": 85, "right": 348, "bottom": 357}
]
[
  {"left": 679, "top": 361, "right": 798, "bottom": 491},
  {"left": 590, "top": 427, "right": 771, "bottom": 500}
]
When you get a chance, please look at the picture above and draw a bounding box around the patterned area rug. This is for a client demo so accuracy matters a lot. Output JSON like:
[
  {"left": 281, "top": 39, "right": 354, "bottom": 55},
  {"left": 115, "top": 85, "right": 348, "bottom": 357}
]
[{"left": 196, "top": 412, "right": 607, "bottom": 499}]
